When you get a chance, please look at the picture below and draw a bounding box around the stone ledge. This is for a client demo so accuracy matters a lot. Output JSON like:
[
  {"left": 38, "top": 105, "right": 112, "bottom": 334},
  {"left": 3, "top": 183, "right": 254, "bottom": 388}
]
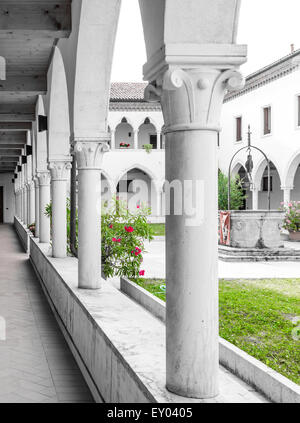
[
  {"left": 14, "top": 216, "right": 31, "bottom": 253},
  {"left": 28, "top": 237, "right": 267, "bottom": 403},
  {"left": 120, "top": 277, "right": 300, "bottom": 403}
]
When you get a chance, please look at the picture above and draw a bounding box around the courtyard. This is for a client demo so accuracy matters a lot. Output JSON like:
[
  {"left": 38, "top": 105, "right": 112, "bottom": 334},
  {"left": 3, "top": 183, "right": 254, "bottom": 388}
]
[{"left": 0, "top": 0, "right": 300, "bottom": 408}]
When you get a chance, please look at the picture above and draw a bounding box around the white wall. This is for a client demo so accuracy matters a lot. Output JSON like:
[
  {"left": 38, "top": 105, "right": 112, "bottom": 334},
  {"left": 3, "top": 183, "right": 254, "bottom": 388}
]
[
  {"left": 219, "top": 66, "right": 300, "bottom": 209},
  {"left": 0, "top": 174, "right": 15, "bottom": 223}
]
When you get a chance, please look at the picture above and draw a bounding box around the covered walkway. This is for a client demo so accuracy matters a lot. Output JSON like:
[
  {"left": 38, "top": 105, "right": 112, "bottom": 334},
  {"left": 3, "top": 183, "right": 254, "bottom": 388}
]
[{"left": 0, "top": 225, "right": 93, "bottom": 403}]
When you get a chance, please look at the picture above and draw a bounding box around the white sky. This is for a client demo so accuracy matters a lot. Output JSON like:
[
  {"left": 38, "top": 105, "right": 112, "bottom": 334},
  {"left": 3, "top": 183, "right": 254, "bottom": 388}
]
[{"left": 111, "top": 0, "right": 300, "bottom": 82}]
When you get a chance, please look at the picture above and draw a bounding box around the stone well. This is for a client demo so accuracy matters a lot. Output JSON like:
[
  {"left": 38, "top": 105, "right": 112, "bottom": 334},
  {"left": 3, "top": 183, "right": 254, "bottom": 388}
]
[{"left": 229, "top": 210, "right": 284, "bottom": 249}]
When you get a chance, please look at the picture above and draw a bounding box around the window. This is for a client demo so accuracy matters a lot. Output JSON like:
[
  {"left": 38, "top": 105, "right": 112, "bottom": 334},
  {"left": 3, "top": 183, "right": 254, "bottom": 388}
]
[
  {"left": 117, "top": 180, "right": 133, "bottom": 193},
  {"left": 263, "top": 106, "right": 272, "bottom": 135},
  {"left": 297, "top": 96, "right": 300, "bottom": 127},
  {"left": 262, "top": 176, "right": 273, "bottom": 192},
  {"left": 217, "top": 133, "right": 220, "bottom": 147},
  {"left": 149, "top": 134, "right": 157, "bottom": 149},
  {"left": 236, "top": 117, "right": 242, "bottom": 142}
]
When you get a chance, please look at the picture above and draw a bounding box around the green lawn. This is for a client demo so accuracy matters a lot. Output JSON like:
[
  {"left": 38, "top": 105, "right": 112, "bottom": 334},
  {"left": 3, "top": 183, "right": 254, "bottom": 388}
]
[
  {"left": 136, "top": 278, "right": 300, "bottom": 385},
  {"left": 150, "top": 223, "right": 165, "bottom": 236}
]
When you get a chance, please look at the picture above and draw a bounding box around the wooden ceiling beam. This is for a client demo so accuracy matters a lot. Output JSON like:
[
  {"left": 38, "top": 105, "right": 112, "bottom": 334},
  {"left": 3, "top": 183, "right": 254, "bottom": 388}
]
[
  {"left": 0, "top": 1, "right": 72, "bottom": 39},
  {"left": 0, "top": 75, "right": 46, "bottom": 95},
  {"left": 0, "top": 122, "right": 31, "bottom": 131}
]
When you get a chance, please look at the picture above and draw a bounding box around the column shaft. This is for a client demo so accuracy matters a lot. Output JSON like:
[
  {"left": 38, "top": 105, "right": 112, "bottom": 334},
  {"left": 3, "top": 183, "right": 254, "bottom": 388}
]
[
  {"left": 28, "top": 183, "right": 35, "bottom": 225},
  {"left": 111, "top": 130, "right": 115, "bottom": 149},
  {"left": 165, "top": 129, "right": 219, "bottom": 398},
  {"left": 38, "top": 172, "right": 51, "bottom": 243},
  {"left": 74, "top": 140, "right": 109, "bottom": 289},
  {"left": 157, "top": 131, "right": 161, "bottom": 150},
  {"left": 284, "top": 188, "right": 291, "bottom": 204},
  {"left": 134, "top": 130, "right": 139, "bottom": 149},
  {"left": 49, "top": 161, "right": 71, "bottom": 258},
  {"left": 78, "top": 169, "right": 101, "bottom": 287},
  {"left": 34, "top": 178, "right": 40, "bottom": 238},
  {"left": 252, "top": 189, "right": 259, "bottom": 210}
]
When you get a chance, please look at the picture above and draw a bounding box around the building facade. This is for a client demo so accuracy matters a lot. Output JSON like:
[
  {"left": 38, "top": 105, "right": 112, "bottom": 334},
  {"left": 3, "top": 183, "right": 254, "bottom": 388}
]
[{"left": 219, "top": 48, "right": 300, "bottom": 210}]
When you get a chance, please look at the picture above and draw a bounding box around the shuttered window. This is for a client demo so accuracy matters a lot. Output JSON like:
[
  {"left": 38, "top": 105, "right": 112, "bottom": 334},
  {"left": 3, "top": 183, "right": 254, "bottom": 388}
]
[
  {"left": 236, "top": 116, "right": 242, "bottom": 141},
  {"left": 263, "top": 106, "right": 271, "bottom": 135}
]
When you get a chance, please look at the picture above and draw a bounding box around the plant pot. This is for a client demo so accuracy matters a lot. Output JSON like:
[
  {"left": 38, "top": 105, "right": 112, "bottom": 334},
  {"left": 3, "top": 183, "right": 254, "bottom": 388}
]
[{"left": 288, "top": 231, "right": 300, "bottom": 242}]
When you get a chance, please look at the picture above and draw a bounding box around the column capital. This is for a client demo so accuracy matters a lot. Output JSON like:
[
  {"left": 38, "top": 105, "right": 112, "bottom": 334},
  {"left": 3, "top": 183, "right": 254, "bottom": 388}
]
[
  {"left": 281, "top": 186, "right": 294, "bottom": 191},
  {"left": 73, "top": 140, "right": 110, "bottom": 170},
  {"left": 48, "top": 159, "right": 72, "bottom": 181},
  {"left": 145, "top": 67, "right": 245, "bottom": 133},
  {"left": 37, "top": 171, "right": 51, "bottom": 187},
  {"left": 33, "top": 176, "right": 39, "bottom": 189},
  {"left": 26, "top": 181, "right": 35, "bottom": 191}
]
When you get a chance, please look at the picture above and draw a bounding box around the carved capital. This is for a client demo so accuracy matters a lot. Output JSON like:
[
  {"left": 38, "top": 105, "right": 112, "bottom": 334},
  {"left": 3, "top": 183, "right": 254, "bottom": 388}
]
[
  {"left": 26, "top": 181, "right": 35, "bottom": 192},
  {"left": 37, "top": 171, "right": 51, "bottom": 187},
  {"left": 74, "top": 141, "right": 110, "bottom": 170},
  {"left": 33, "top": 176, "right": 39, "bottom": 189},
  {"left": 145, "top": 67, "right": 244, "bottom": 133},
  {"left": 48, "top": 160, "right": 72, "bottom": 181}
]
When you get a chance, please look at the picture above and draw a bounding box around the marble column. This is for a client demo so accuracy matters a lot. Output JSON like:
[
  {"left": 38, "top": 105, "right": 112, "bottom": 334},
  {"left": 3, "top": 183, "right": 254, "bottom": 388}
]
[
  {"left": 34, "top": 177, "right": 40, "bottom": 238},
  {"left": 22, "top": 186, "right": 27, "bottom": 225},
  {"left": 252, "top": 187, "right": 259, "bottom": 210},
  {"left": 48, "top": 160, "right": 72, "bottom": 258},
  {"left": 110, "top": 130, "right": 116, "bottom": 150},
  {"left": 28, "top": 181, "right": 35, "bottom": 225},
  {"left": 145, "top": 65, "right": 245, "bottom": 398},
  {"left": 74, "top": 138, "right": 109, "bottom": 289},
  {"left": 156, "top": 130, "right": 161, "bottom": 150},
  {"left": 38, "top": 171, "right": 51, "bottom": 243},
  {"left": 134, "top": 130, "right": 139, "bottom": 149},
  {"left": 282, "top": 186, "right": 293, "bottom": 204}
]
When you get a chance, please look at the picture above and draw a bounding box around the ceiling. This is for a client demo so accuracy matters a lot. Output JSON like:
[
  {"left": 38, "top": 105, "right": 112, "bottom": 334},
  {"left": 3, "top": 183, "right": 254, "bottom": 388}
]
[{"left": 0, "top": 0, "right": 72, "bottom": 174}]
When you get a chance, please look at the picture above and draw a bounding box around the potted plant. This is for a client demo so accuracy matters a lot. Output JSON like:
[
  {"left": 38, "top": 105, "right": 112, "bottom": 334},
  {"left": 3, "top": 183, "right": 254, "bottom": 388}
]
[
  {"left": 119, "top": 142, "right": 130, "bottom": 149},
  {"left": 143, "top": 144, "right": 153, "bottom": 154},
  {"left": 281, "top": 201, "right": 300, "bottom": 241}
]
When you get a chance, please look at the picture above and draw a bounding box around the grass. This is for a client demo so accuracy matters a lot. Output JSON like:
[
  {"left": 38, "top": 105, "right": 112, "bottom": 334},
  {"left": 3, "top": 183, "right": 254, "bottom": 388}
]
[
  {"left": 150, "top": 223, "right": 165, "bottom": 236},
  {"left": 136, "top": 278, "right": 300, "bottom": 385}
]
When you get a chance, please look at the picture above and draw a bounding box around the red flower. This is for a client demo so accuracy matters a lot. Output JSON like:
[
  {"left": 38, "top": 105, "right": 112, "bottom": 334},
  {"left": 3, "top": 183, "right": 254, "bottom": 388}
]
[
  {"left": 112, "top": 238, "right": 117, "bottom": 242},
  {"left": 109, "top": 224, "right": 113, "bottom": 229},
  {"left": 139, "top": 270, "right": 145, "bottom": 276},
  {"left": 117, "top": 238, "right": 122, "bottom": 243},
  {"left": 135, "top": 247, "right": 142, "bottom": 256},
  {"left": 137, "top": 205, "right": 140, "bottom": 209},
  {"left": 125, "top": 226, "right": 134, "bottom": 233}
]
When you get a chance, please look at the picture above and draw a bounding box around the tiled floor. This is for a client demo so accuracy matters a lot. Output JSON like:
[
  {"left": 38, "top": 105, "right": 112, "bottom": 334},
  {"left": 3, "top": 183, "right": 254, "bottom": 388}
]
[{"left": 0, "top": 224, "right": 94, "bottom": 403}]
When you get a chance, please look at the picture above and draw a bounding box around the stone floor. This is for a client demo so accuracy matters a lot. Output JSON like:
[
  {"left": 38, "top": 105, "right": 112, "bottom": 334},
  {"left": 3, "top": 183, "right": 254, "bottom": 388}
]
[
  {"left": 0, "top": 224, "right": 94, "bottom": 403},
  {"left": 143, "top": 238, "right": 300, "bottom": 279}
]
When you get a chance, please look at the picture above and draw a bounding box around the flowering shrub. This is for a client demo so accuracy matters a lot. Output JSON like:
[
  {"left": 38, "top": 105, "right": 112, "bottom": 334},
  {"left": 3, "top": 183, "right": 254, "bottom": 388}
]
[
  {"left": 281, "top": 201, "right": 300, "bottom": 232},
  {"left": 102, "top": 198, "right": 154, "bottom": 279},
  {"left": 119, "top": 142, "right": 130, "bottom": 148},
  {"left": 45, "top": 198, "right": 154, "bottom": 280}
]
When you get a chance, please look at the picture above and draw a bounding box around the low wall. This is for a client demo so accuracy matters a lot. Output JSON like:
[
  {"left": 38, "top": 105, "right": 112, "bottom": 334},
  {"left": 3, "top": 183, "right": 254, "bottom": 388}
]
[
  {"left": 120, "top": 277, "right": 300, "bottom": 404},
  {"left": 30, "top": 237, "right": 212, "bottom": 404},
  {"left": 14, "top": 216, "right": 31, "bottom": 252}
]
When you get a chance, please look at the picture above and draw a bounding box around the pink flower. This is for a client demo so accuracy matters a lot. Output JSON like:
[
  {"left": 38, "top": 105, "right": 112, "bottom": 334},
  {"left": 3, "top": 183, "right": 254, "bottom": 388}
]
[
  {"left": 109, "top": 224, "right": 113, "bottom": 229},
  {"left": 137, "top": 205, "right": 140, "bottom": 209},
  {"left": 139, "top": 270, "right": 145, "bottom": 276},
  {"left": 135, "top": 247, "right": 142, "bottom": 256},
  {"left": 125, "top": 226, "right": 134, "bottom": 233},
  {"left": 288, "top": 203, "right": 293, "bottom": 207},
  {"left": 112, "top": 238, "right": 117, "bottom": 242},
  {"left": 117, "top": 238, "right": 122, "bottom": 243}
]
